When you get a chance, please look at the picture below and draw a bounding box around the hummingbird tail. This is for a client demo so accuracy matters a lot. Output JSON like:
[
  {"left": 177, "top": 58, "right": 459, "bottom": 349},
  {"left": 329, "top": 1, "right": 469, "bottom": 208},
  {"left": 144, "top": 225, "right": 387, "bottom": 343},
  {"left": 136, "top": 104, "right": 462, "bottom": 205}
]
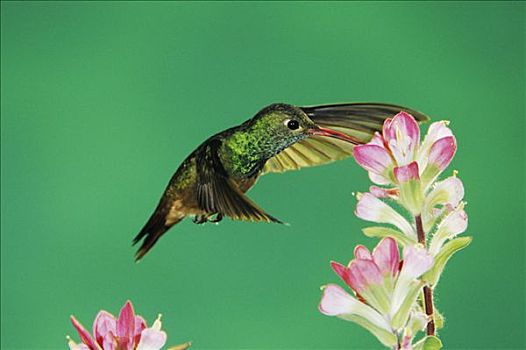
[{"left": 133, "top": 209, "right": 183, "bottom": 261}]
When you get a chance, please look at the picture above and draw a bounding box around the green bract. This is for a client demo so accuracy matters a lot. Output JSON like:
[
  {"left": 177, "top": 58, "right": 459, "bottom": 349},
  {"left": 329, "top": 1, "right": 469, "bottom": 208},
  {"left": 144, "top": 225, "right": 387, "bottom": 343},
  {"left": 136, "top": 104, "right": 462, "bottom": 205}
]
[
  {"left": 362, "top": 227, "right": 417, "bottom": 246},
  {"left": 414, "top": 335, "right": 443, "bottom": 350},
  {"left": 423, "top": 236, "right": 472, "bottom": 286}
]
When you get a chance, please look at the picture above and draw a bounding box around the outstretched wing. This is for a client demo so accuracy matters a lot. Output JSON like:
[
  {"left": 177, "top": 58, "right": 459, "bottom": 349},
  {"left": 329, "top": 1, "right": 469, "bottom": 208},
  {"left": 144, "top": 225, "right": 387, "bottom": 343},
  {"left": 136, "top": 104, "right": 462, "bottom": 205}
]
[
  {"left": 262, "top": 102, "right": 429, "bottom": 174},
  {"left": 196, "top": 139, "right": 283, "bottom": 223}
]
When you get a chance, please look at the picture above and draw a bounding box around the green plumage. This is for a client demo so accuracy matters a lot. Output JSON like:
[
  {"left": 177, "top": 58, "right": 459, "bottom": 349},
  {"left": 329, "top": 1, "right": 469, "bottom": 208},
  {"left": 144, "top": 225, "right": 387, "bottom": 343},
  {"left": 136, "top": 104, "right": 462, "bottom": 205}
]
[{"left": 133, "top": 102, "right": 429, "bottom": 260}]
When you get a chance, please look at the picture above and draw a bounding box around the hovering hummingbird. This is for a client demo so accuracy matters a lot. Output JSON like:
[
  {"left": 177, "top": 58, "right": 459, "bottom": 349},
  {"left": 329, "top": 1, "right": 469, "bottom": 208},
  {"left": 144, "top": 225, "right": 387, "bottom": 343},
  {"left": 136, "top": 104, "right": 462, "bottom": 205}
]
[{"left": 133, "top": 103, "right": 428, "bottom": 260}]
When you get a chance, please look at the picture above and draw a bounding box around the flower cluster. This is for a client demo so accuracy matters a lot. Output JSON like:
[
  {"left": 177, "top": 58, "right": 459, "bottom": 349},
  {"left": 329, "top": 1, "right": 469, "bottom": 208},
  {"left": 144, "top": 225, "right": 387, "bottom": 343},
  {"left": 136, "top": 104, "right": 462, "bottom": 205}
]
[
  {"left": 320, "top": 238, "right": 433, "bottom": 347},
  {"left": 67, "top": 301, "right": 191, "bottom": 350},
  {"left": 319, "top": 112, "right": 471, "bottom": 349},
  {"left": 353, "top": 111, "right": 457, "bottom": 217}
]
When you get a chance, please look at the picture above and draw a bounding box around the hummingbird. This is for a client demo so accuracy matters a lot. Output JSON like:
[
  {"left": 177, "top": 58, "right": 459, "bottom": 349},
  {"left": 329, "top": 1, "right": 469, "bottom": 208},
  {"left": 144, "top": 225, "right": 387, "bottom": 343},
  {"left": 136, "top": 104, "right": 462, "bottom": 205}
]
[{"left": 133, "top": 102, "right": 429, "bottom": 260}]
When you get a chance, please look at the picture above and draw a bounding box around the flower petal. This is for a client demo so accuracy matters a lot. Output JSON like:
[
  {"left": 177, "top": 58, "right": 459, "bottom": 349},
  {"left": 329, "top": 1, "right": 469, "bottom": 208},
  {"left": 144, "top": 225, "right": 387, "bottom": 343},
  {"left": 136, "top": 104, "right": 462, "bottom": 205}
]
[
  {"left": 394, "top": 162, "right": 420, "bottom": 183},
  {"left": 319, "top": 284, "right": 390, "bottom": 331},
  {"left": 67, "top": 336, "right": 92, "bottom": 350},
  {"left": 320, "top": 285, "right": 396, "bottom": 347},
  {"left": 353, "top": 145, "right": 394, "bottom": 179},
  {"left": 426, "top": 176, "right": 464, "bottom": 208},
  {"left": 354, "top": 245, "right": 373, "bottom": 260},
  {"left": 348, "top": 259, "right": 383, "bottom": 291},
  {"left": 70, "top": 316, "right": 99, "bottom": 350},
  {"left": 348, "top": 260, "right": 391, "bottom": 314},
  {"left": 428, "top": 136, "right": 456, "bottom": 171},
  {"left": 372, "top": 237, "right": 400, "bottom": 278},
  {"left": 383, "top": 112, "right": 420, "bottom": 165},
  {"left": 400, "top": 245, "right": 433, "bottom": 279},
  {"left": 136, "top": 329, "right": 167, "bottom": 350},
  {"left": 384, "top": 112, "right": 420, "bottom": 144},
  {"left": 368, "top": 172, "right": 392, "bottom": 185},
  {"left": 134, "top": 316, "right": 147, "bottom": 348},
  {"left": 331, "top": 261, "right": 352, "bottom": 287},
  {"left": 369, "top": 131, "right": 387, "bottom": 148},
  {"left": 369, "top": 186, "right": 399, "bottom": 199},
  {"left": 420, "top": 136, "right": 456, "bottom": 189},
  {"left": 417, "top": 121, "right": 453, "bottom": 170},
  {"left": 93, "top": 311, "right": 117, "bottom": 350},
  {"left": 117, "top": 301, "right": 136, "bottom": 350},
  {"left": 426, "top": 121, "right": 454, "bottom": 142},
  {"left": 136, "top": 316, "right": 167, "bottom": 350},
  {"left": 355, "top": 193, "right": 416, "bottom": 239},
  {"left": 423, "top": 176, "right": 464, "bottom": 231},
  {"left": 429, "top": 207, "right": 468, "bottom": 255}
]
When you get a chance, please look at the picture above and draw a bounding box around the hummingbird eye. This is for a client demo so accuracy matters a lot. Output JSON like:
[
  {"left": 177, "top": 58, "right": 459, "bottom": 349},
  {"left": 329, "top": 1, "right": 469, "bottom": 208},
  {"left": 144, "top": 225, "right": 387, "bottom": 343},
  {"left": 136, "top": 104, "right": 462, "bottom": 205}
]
[{"left": 286, "top": 119, "right": 300, "bottom": 130}]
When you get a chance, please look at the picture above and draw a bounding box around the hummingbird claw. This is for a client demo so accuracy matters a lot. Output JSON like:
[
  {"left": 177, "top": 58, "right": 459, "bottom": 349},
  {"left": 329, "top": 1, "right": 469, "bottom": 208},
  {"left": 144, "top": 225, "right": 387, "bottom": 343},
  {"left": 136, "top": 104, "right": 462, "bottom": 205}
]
[
  {"left": 192, "top": 213, "right": 223, "bottom": 225},
  {"left": 209, "top": 213, "right": 223, "bottom": 224},
  {"left": 192, "top": 215, "right": 208, "bottom": 225}
]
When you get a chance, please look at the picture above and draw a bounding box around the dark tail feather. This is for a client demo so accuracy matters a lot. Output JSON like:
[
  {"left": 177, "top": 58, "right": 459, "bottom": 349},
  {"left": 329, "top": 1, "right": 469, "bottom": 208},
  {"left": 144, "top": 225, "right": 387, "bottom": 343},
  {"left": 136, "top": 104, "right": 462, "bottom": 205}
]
[{"left": 133, "top": 206, "right": 182, "bottom": 261}]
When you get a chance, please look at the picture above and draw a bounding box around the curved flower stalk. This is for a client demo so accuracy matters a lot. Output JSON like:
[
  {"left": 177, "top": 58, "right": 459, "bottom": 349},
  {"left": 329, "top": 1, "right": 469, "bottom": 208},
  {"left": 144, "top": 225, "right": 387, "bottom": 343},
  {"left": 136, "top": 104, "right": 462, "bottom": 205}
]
[
  {"left": 67, "top": 300, "right": 191, "bottom": 350},
  {"left": 320, "top": 111, "right": 471, "bottom": 349}
]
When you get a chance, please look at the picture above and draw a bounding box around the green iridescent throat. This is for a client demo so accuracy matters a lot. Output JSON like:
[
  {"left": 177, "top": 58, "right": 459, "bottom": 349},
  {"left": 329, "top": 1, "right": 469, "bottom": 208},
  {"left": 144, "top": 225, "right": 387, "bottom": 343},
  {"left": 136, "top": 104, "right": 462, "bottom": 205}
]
[{"left": 221, "top": 113, "right": 304, "bottom": 176}]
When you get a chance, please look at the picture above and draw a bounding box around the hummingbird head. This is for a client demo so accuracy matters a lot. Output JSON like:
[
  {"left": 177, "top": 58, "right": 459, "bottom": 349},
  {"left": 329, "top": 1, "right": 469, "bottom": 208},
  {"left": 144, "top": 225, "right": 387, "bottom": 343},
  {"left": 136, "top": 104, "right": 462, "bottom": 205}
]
[{"left": 249, "top": 103, "right": 357, "bottom": 157}]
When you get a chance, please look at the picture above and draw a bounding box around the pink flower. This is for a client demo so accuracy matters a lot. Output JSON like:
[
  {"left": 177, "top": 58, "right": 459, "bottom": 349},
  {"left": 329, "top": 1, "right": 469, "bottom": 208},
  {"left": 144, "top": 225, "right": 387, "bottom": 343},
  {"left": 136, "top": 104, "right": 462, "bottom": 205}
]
[
  {"left": 353, "top": 143, "right": 394, "bottom": 185},
  {"left": 319, "top": 238, "right": 433, "bottom": 341},
  {"left": 422, "top": 176, "right": 465, "bottom": 230},
  {"left": 383, "top": 112, "right": 420, "bottom": 166},
  {"left": 353, "top": 113, "right": 457, "bottom": 188},
  {"left": 67, "top": 301, "right": 171, "bottom": 350}
]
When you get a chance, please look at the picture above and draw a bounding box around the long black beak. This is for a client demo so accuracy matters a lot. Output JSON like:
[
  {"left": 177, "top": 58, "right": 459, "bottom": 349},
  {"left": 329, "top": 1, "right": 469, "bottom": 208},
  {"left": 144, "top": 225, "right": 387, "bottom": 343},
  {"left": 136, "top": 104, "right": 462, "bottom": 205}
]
[{"left": 309, "top": 126, "right": 360, "bottom": 144}]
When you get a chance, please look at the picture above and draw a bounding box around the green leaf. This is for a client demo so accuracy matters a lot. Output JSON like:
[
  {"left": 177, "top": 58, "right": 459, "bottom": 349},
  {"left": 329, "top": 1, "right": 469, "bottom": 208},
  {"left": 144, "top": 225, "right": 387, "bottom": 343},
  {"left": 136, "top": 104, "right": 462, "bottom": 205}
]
[
  {"left": 414, "top": 336, "right": 443, "bottom": 350},
  {"left": 362, "top": 226, "right": 416, "bottom": 246},
  {"left": 423, "top": 236, "right": 472, "bottom": 286},
  {"left": 434, "top": 308, "right": 445, "bottom": 330},
  {"left": 339, "top": 314, "right": 398, "bottom": 347}
]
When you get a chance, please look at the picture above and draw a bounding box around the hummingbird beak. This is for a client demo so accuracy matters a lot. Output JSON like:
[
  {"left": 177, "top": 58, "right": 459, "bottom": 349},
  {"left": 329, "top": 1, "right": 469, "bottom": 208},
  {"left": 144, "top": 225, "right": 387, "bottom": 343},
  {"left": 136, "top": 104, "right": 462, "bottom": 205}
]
[{"left": 309, "top": 126, "right": 359, "bottom": 144}]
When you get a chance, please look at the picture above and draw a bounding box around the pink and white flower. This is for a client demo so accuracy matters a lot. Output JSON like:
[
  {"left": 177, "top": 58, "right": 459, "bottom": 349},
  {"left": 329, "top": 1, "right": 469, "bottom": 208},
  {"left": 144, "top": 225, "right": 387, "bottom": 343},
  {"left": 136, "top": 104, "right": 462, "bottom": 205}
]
[
  {"left": 422, "top": 176, "right": 465, "bottom": 231},
  {"left": 353, "top": 112, "right": 457, "bottom": 191},
  {"left": 337, "top": 111, "right": 470, "bottom": 347},
  {"left": 67, "top": 301, "right": 183, "bottom": 350},
  {"left": 319, "top": 238, "right": 433, "bottom": 346}
]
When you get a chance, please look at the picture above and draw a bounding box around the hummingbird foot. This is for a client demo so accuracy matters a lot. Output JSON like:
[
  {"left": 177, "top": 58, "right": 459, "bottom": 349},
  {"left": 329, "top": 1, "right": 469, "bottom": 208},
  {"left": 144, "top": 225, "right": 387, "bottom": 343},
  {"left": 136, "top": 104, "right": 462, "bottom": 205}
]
[
  {"left": 192, "top": 213, "right": 223, "bottom": 225},
  {"left": 208, "top": 213, "right": 223, "bottom": 224},
  {"left": 192, "top": 215, "right": 209, "bottom": 225}
]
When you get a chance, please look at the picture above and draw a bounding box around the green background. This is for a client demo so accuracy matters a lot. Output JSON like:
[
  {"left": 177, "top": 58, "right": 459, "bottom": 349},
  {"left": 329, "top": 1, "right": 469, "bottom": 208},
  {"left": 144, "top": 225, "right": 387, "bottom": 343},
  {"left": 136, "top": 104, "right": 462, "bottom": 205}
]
[{"left": 1, "top": 2, "right": 524, "bottom": 349}]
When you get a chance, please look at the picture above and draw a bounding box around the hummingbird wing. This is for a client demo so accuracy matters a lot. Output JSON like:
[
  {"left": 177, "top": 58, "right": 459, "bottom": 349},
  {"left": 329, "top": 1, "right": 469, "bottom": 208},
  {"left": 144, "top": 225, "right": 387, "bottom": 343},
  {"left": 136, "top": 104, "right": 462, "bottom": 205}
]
[
  {"left": 262, "top": 102, "right": 429, "bottom": 174},
  {"left": 196, "top": 139, "right": 283, "bottom": 223}
]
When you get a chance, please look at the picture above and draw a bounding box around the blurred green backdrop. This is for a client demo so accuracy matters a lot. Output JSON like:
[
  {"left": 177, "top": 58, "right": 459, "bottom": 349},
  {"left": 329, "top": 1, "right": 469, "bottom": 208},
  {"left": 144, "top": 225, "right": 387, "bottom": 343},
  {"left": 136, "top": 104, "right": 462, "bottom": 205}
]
[{"left": 1, "top": 2, "right": 524, "bottom": 349}]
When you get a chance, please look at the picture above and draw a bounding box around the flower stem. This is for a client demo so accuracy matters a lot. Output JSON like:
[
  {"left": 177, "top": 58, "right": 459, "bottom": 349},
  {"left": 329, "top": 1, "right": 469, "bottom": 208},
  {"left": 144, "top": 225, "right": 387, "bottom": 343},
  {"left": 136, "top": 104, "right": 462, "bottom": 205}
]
[{"left": 415, "top": 214, "right": 436, "bottom": 336}]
